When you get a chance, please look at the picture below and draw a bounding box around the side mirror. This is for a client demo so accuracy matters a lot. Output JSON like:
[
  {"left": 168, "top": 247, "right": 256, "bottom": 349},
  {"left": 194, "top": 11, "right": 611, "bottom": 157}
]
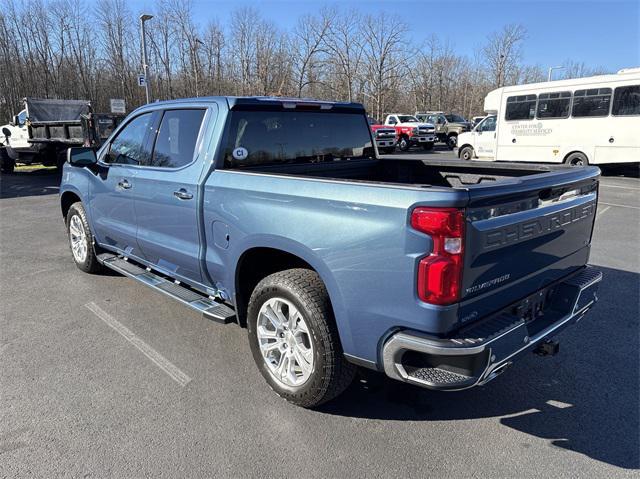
[
  {"left": 67, "top": 147, "right": 97, "bottom": 167},
  {"left": 2, "top": 127, "right": 11, "bottom": 138}
]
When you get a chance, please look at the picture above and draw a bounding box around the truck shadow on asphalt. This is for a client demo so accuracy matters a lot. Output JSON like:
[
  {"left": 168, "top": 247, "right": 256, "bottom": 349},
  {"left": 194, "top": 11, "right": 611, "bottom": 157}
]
[
  {"left": 319, "top": 266, "right": 639, "bottom": 470},
  {"left": 0, "top": 168, "right": 61, "bottom": 199}
]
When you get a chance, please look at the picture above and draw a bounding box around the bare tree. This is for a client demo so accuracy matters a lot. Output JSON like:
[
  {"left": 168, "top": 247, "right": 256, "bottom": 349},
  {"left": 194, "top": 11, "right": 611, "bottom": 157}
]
[
  {"left": 482, "top": 23, "right": 527, "bottom": 88},
  {"left": 292, "top": 8, "right": 335, "bottom": 97}
]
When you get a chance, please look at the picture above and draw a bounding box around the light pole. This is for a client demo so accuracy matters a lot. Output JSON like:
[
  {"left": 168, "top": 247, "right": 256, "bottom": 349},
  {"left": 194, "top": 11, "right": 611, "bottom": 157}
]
[
  {"left": 548, "top": 65, "right": 565, "bottom": 82},
  {"left": 192, "top": 38, "right": 204, "bottom": 97},
  {"left": 139, "top": 14, "right": 153, "bottom": 103}
]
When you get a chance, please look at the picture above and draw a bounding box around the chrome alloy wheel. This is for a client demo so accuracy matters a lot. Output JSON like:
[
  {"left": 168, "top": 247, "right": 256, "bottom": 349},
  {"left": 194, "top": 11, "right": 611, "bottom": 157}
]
[
  {"left": 69, "top": 214, "right": 88, "bottom": 263},
  {"left": 257, "top": 297, "right": 314, "bottom": 387}
]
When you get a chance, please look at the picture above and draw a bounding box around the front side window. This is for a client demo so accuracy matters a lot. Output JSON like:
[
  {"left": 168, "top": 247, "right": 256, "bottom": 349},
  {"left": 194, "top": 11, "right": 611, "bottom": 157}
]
[
  {"left": 105, "top": 112, "right": 153, "bottom": 165},
  {"left": 505, "top": 95, "right": 537, "bottom": 121},
  {"left": 150, "top": 109, "right": 206, "bottom": 168},
  {"left": 612, "top": 85, "right": 640, "bottom": 116},
  {"left": 480, "top": 116, "right": 496, "bottom": 132},
  {"left": 17, "top": 110, "right": 27, "bottom": 126},
  {"left": 537, "top": 91, "right": 571, "bottom": 119},
  {"left": 223, "top": 110, "right": 374, "bottom": 168},
  {"left": 572, "top": 88, "right": 612, "bottom": 117}
]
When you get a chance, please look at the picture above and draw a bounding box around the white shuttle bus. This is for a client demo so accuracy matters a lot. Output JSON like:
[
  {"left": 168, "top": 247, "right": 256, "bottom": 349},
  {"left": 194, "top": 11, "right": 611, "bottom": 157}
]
[{"left": 457, "top": 68, "right": 640, "bottom": 165}]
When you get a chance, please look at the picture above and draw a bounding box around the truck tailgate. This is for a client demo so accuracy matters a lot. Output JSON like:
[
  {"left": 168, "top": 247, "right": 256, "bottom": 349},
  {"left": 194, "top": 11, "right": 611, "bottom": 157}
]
[{"left": 458, "top": 166, "right": 600, "bottom": 324}]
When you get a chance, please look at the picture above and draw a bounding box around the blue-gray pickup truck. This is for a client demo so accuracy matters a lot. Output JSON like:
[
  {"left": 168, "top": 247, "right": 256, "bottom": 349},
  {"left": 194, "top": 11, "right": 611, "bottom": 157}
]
[{"left": 60, "top": 97, "right": 602, "bottom": 407}]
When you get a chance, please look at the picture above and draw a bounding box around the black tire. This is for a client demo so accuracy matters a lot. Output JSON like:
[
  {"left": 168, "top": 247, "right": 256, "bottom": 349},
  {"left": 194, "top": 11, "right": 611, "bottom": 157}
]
[
  {"left": 564, "top": 152, "right": 588, "bottom": 166},
  {"left": 398, "top": 136, "right": 410, "bottom": 151},
  {"left": 422, "top": 142, "right": 434, "bottom": 151},
  {"left": 66, "top": 202, "right": 104, "bottom": 274},
  {"left": 447, "top": 134, "right": 458, "bottom": 149},
  {"left": 0, "top": 148, "right": 14, "bottom": 174},
  {"left": 247, "top": 268, "right": 356, "bottom": 408},
  {"left": 459, "top": 146, "right": 474, "bottom": 160}
]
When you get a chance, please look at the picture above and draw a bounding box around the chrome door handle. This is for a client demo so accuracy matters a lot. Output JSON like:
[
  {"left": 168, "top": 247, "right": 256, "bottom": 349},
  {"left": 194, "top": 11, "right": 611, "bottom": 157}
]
[
  {"left": 173, "top": 188, "right": 193, "bottom": 200},
  {"left": 118, "top": 179, "right": 131, "bottom": 189}
]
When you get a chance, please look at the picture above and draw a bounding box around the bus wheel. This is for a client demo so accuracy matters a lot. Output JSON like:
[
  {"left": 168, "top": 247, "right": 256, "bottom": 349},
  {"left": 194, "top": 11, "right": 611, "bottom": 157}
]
[
  {"left": 459, "top": 146, "right": 474, "bottom": 161},
  {"left": 565, "top": 152, "right": 588, "bottom": 166}
]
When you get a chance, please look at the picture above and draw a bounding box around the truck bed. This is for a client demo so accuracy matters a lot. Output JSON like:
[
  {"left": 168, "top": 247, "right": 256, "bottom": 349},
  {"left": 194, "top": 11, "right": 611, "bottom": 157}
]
[{"left": 231, "top": 157, "right": 569, "bottom": 189}]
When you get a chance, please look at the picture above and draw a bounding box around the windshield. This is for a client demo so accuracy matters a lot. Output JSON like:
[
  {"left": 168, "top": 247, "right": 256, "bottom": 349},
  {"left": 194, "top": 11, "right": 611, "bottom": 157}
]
[
  {"left": 398, "top": 115, "right": 419, "bottom": 123},
  {"left": 223, "top": 110, "right": 374, "bottom": 168},
  {"left": 445, "top": 114, "right": 466, "bottom": 123}
]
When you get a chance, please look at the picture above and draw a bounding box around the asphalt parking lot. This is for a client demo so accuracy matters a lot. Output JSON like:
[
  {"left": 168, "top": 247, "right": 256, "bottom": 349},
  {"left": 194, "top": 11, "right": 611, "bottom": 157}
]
[{"left": 1, "top": 151, "right": 638, "bottom": 478}]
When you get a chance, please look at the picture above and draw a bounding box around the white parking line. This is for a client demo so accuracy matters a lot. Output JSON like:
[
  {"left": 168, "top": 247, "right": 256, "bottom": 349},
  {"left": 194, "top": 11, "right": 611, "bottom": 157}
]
[
  {"left": 598, "top": 201, "right": 640, "bottom": 210},
  {"left": 600, "top": 184, "right": 640, "bottom": 191},
  {"left": 596, "top": 206, "right": 610, "bottom": 218},
  {"left": 85, "top": 302, "right": 192, "bottom": 387}
]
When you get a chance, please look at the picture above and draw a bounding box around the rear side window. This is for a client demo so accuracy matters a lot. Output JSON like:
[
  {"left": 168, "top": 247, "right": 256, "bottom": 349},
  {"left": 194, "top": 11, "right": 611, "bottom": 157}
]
[
  {"left": 223, "top": 110, "right": 374, "bottom": 169},
  {"left": 537, "top": 91, "right": 571, "bottom": 119},
  {"left": 505, "top": 95, "right": 536, "bottom": 121},
  {"left": 612, "top": 85, "right": 640, "bottom": 116},
  {"left": 572, "top": 88, "right": 612, "bottom": 117},
  {"left": 105, "top": 112, "right": 153, "bottom": 165},
  {"left": 150, "top": 109, "right": 205, "bottom": 168}
]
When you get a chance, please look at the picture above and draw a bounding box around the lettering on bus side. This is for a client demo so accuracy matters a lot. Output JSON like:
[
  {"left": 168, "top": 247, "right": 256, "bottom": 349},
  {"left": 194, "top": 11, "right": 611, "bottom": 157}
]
[{"left": 482, "top": 202, "right": 595, "bottom": 250}]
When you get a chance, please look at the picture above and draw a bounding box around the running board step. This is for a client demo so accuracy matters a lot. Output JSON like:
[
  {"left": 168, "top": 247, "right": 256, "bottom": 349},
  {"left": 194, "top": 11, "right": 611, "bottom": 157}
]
[{"left": 97, "top": 253, "right": 236, "bottom": 324}]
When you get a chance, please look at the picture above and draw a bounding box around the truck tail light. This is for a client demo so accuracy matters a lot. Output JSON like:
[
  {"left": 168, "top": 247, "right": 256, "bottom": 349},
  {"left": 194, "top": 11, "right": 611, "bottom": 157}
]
[{"left": 411, "top": 207, "right": 465, "bottom": 305}]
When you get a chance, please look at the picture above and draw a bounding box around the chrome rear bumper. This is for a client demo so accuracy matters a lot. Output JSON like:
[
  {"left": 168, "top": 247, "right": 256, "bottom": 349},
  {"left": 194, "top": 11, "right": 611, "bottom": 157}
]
[{"left": 382, "top": 267, "right": 602, "bottom": 391}]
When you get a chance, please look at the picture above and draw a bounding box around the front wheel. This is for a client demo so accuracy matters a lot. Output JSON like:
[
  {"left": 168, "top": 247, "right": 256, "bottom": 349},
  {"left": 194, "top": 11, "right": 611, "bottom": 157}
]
[
  {"left": 398, "top": 136, "right": 410, "bottom": 151},
  {"left": 66, "top": 202, "right": 104, "bottom": 274},
  {"left": 459, "top": 146, "right": 474, "bottom": 160},
  {"left": 447, "top": 134, "right": 458, "bottom": 149},
  {"left": 247, "top": 269, "right": 356, "bottom": 408}
]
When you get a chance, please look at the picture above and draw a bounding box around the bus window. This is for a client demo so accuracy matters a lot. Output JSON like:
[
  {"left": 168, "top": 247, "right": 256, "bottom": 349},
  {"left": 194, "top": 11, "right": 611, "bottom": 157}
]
[
  {"left": 537, "top": 91, "right": 571, "bottom": 119},
  {"left": 572, "top": 88, "right": 612, "bottom": 117},
  {"left": 505, "top": 95, "right": 536, "bottom": 121},
  {"left": 612, "top": 85, "right": 640, "bottom": 116}
]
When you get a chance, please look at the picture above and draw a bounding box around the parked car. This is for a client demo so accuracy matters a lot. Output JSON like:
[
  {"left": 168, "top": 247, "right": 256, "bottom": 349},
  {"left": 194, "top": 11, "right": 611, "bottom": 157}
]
[
  {"left": 367, "top": 116, "right": 397, "bottom": 154},
  {"left": 417, "top": 112, "right": 472, "bottom": 149},
  {"left": 61, "top": 96, "right": 602, "bottom": 408},
  {"left": 383, "top": 114, "right": 435, "bottom": 151}
]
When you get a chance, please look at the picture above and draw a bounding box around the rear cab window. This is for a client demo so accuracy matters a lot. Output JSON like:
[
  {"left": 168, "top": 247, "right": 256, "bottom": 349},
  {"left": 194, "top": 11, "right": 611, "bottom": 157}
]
[{"left": 222, "top": 109, "right": 374, "bottom": 169}]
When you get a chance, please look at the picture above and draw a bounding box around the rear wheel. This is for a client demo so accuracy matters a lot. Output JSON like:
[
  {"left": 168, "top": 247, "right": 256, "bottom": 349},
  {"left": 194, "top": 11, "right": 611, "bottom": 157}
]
[
  {"left": 565, "top": 152, "right": 588, "bottom": 166},
  {"left": 66, "top": 202, "right": 104, "bottom": 274},
  {"left": 447, "top": 134, "right": 458, "bottom": 149},
  {"left": 398, "top": 136, "right": 410, "bottom": 151},
  {"left": 247, "top": 269, "right": 356, "bottom": 408},
  {"left": 459, "top": 146, "right": 474, "bottom": 160}
]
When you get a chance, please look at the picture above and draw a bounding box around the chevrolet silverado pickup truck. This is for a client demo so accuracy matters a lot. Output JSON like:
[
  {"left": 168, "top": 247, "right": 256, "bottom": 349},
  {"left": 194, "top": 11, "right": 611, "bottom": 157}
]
[
  {"left": 367, "top": 116, "right": 397, "bottom": 154},
  {"left": 60, "top": 96, "right": 602, "bottom": 408},
  {"left": 384, "top": 114, "right": 436, "bottom": 151}
]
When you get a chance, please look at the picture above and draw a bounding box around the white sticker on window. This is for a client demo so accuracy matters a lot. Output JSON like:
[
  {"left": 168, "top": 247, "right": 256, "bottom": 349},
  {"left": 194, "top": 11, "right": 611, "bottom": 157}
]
[{"left": 232, "top": 147, "right": 248, "bottom": 160}]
